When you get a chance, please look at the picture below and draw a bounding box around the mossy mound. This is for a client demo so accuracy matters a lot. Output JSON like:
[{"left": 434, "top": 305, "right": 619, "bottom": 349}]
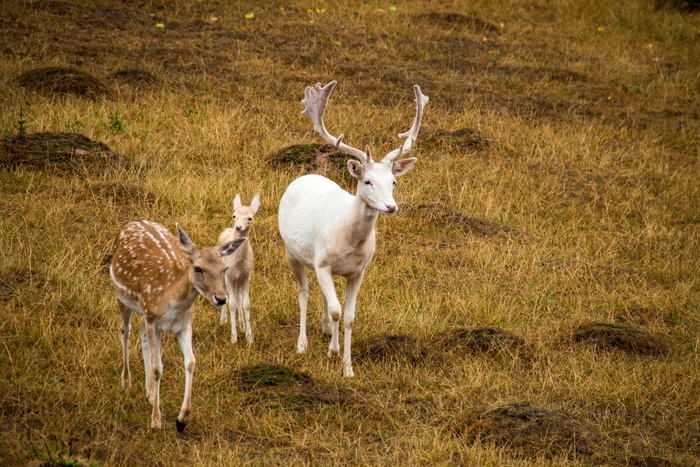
[
  {"left": 18, "top": 67, "right": 110, "bottom": 99},
  {"left": 108, "top": 68, "right": 157, "bottom": 86},
  {"left": 415, "top": 13, "right": 501, "bottom": 34},
  {"left": 237, "top": 364, "right": 356, "bottom": 411},
  {"left": 424, "top": 128, "right": 492, "bottom": 150},
  {"left": 0, "top": 132, "right": 131, "bottom": 174},
  {"left": 404, "top": 203, "right": 520, "bottom": 237},
  {"left": 455, "top": 403, "right": 597, "bottom": 459},
  {"left": 0, "top": 266, "right": 46, "bottom": 302},
  {"left": 572, "top": 322, "right": 669, "bottom": 356},
  {"left": 80, "top": 182, "right": 155, "bottom": 206},
  {"left": 353, "top": 334, "right": 431, "bottom": 365},
  {"left": 439, "top": 327, "right": 526, "bottom": 355},
  {"left": 268, "top": 143, "right": 354, "bottom": 183}
]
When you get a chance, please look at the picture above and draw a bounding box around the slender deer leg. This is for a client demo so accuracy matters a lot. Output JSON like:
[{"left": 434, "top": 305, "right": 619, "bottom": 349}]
[
  {"left": 145, "top": 320, "right": 163, "bottom": 429},
  {"left": 227, "top": 281, "right": 239, "bottom": 344},
  {"left": 140, "top": 322, "right": 152, "bottom": 400},
  {"left": 118, "top": 301, "right": 133, "bottom": 389},
  {"left": 314, "top": 266, "right": 342, "bottom": 358},
  {"left": 176, "top": 322, "right": 195, "bottom": 432},
  {"left": 220, "top": 276, "right": 230, "bottom": 325},
  {"left": 322, "top": 294, "right": 332, "bottom": 336},
  {"left": 287, "top": 254, "right": 309, "bottom": 353},
  {"left": 342, "top": 271, "right": 365, "bottom": 378},
  {"left": 241, "top": 281, "right": 253, "bottom": 345}
]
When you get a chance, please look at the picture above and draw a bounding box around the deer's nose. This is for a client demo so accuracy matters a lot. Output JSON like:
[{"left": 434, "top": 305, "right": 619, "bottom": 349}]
[
  {"left": 214, "top": 296, "right": 227, "bottom": 306},
  {"left": 385, "top": 204, "right": 397, "bottom": 213}
]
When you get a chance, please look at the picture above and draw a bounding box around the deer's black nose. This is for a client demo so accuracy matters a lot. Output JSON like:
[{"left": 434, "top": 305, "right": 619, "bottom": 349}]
[{"left": 214, "top": 296, "right": 227, "bottom": 306}]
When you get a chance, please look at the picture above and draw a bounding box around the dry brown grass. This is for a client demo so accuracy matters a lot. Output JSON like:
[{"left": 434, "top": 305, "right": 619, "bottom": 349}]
[{"left": 1, "top": 0, "right": 699, "bottom": 465}]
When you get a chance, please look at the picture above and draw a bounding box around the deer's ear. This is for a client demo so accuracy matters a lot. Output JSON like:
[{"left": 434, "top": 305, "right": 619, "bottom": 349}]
[
  {"left": 251, "top": 194, "right": 261, "bottom": 213},
  {"left": 219, "top": 238, "right": 246, "bottom": 257},
  {"left": 347, "top": 160, "right": 365, "bottom": 179},
  {"left": 392, "top": 157, "right": 417, "bottom": 176},
  {"left": 233, "top": 194, "right": 242, "bottom": 211},
  {"left": 176, "top": 223, "right": 195, "bottom": 256}
]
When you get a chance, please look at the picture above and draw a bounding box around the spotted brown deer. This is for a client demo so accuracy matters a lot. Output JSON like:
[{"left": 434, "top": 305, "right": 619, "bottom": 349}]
[
  {"left": 110, "top": 220, "right": 245, "bottom": 430},
  {"left": 278, "top": 80, "right": 428, "bottom": 377}
]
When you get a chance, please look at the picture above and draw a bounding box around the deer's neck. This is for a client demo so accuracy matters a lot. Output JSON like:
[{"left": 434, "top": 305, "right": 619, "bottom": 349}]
[
  {"left": 340, "top": 192, "right": 378, "bottom": 244},
  {"left": 233, "top": 229, "right": 250, "bottom": 241}
]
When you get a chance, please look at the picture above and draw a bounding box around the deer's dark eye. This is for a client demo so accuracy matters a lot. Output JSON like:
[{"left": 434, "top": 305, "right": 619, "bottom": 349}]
[
  {"left": 194, "top": 266, "right": 203, "bottom": 274},
  {"left": 248, "top": 217, "right": 253, "bottom": 221},
  {"left": 364, "top": 180, "right": 372, "bottom": 186}
]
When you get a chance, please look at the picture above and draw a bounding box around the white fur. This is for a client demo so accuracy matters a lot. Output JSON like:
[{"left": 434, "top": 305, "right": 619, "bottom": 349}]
[{"left": 278, "top": 81, "right": 427, "bottom": 377}]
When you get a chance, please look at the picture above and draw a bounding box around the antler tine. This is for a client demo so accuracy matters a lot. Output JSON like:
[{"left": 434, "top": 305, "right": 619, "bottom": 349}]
[
  {"left": 382, "top": 85, "right": 430, "bottom": 163},
  {"left": 301, "top": 81, "right": 369, "bottom": 163}
]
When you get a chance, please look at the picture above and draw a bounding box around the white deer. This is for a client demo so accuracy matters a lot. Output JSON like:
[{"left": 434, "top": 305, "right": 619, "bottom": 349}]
[
  {"left": 278, "top": 80, "right": 428, "bottom": 377},
  {"left": 217, "top": 193, "right": 261, "bottom": 344},
  {"left": 110, "top": 220, "right": 245, "bottom": 431}
]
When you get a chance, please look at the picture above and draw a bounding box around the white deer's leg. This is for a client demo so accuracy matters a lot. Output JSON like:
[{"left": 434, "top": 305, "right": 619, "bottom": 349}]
[
  {"left": 118, "top": 301, "right": 133, "bottom": 389},
  {"left": 314, "top": 266, "right": 342, "bottom": 358},
  {"left": 228, "top": 285, "right": 239, "bottom": 344},
  {"left": 220, "top": 277, "right": 230, "bottom": 325},
  {"left": 175, "top": 323, "right": 195, "bottom": 432},
  {"left": 322, "top": 294, "right": 332, "bottom": 336},
  {"left": 287, "top": 254, "right": 309, "bottom": 353},
  {"left": 145, "top": 320, "right": 163, "bottom": 429},
  {"left": 241, "top": 280, "right": 253, "bottom": 345},
  {"left": 341, "top": 271, "right": 365, "bottom": 377}
]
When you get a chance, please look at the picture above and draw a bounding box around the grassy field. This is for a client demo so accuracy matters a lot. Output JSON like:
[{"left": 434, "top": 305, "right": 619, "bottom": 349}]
[{"left": 1, "top": 0, "right": 699, "bottom": 465}]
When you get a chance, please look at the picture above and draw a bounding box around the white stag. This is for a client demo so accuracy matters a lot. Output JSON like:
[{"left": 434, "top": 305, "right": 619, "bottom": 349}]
[
  {"left": 218, "top": 193, "right": 261, "bottom": 344},
  {"left": 278, "top": 80, "right": 428, "bottom": 377},
  {"left": 110, "top": 220, "right": 245, "bottom": 430}
]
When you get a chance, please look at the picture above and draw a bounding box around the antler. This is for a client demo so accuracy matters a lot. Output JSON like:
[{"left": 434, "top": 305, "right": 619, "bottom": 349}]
[
  {"left": 382, "top": 85, "right": 429, "bottom": 163},
  {"left": 301, "top": 81, "right": 370, "bottom": 163}
]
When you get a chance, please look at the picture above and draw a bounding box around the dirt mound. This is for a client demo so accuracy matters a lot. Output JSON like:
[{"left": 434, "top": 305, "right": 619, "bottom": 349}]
[
  {"left": 0, "top": 267, "right": 46, "bottom": 302},
  {"left": 353, "top": 334, "right": 431, "bottom": 364},
  {"left": 268, "top": 143, "right": 354, "bottom": 180},
  {"left": 455, "top": 402, "right": 597, "bottom": 459},
  {"left": 655, "top": 0, "right": 700, "bottom": 13},
  {"left": 424, "top": 128, "right": 492, "bottom": 150},
  {"left": 79, "top": 182, "right": 155, "bottom": 206},
  {"left": 404, "top": 203, "right": 520, "bottom": 237},
  {"left": 572, "top": 322, "right": 669, "bottom": 356},
  {"left": 18, "top": 67, "right": 110, "bottom": 99},
  {"left": 439, "top": 327, "right": 525, "bottom": 354},
  {"left": 0, "top": 132, "right": 131, "bottom": 174},
  {"left": 416, "top": 13, "right": 501, "bottom": 35},
  {"left": 237, "top": 364, "right": 356, "bottom": 411},
  {"left": 108, "top": 68, "right": 157, "bottom": 86}
]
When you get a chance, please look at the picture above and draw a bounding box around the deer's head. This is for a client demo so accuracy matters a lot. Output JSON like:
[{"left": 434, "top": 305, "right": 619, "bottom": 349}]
[
  {"left": 301, "top": 80, "right": 428, "bottom": 215},
  {"left": 177, "top": 224, "right": 245, "bottom": 306}
]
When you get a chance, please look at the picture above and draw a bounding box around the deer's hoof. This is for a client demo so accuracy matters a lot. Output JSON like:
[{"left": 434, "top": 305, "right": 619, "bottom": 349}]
[{"left": 176, "top": 419, "right": 186, "bottom": 432}]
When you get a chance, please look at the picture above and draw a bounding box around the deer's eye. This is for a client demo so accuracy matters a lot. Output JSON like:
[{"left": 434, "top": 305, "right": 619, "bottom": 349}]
[
  {"left": 364, "top": 180, "right": 372, "bottom": 186},
  {"left": 248, "top": 217, "right": 253, "bottom": 221},
  {"left": 194, "top": 266, "right": 203, "bottom": 274}
]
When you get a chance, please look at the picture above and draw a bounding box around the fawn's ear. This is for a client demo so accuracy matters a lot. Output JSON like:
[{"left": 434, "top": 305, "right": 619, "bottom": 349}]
[
  {"left": 392, "top": 157, "right": 417, "bottom": 176},
  {"left": 347, "top": 160, "right": 365, "bottom": 179},
  {"left": 233, "top": 193, "right": 242, "bottom": 211},
  {"left": 219, "top": 238, "right": 246, "bottom": 257},
  {"left": 251, "top": 194, "right": 261, "bottom": 214},
  {"left": 177, "top": 223, "right": 195, "bottom": 256}
]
